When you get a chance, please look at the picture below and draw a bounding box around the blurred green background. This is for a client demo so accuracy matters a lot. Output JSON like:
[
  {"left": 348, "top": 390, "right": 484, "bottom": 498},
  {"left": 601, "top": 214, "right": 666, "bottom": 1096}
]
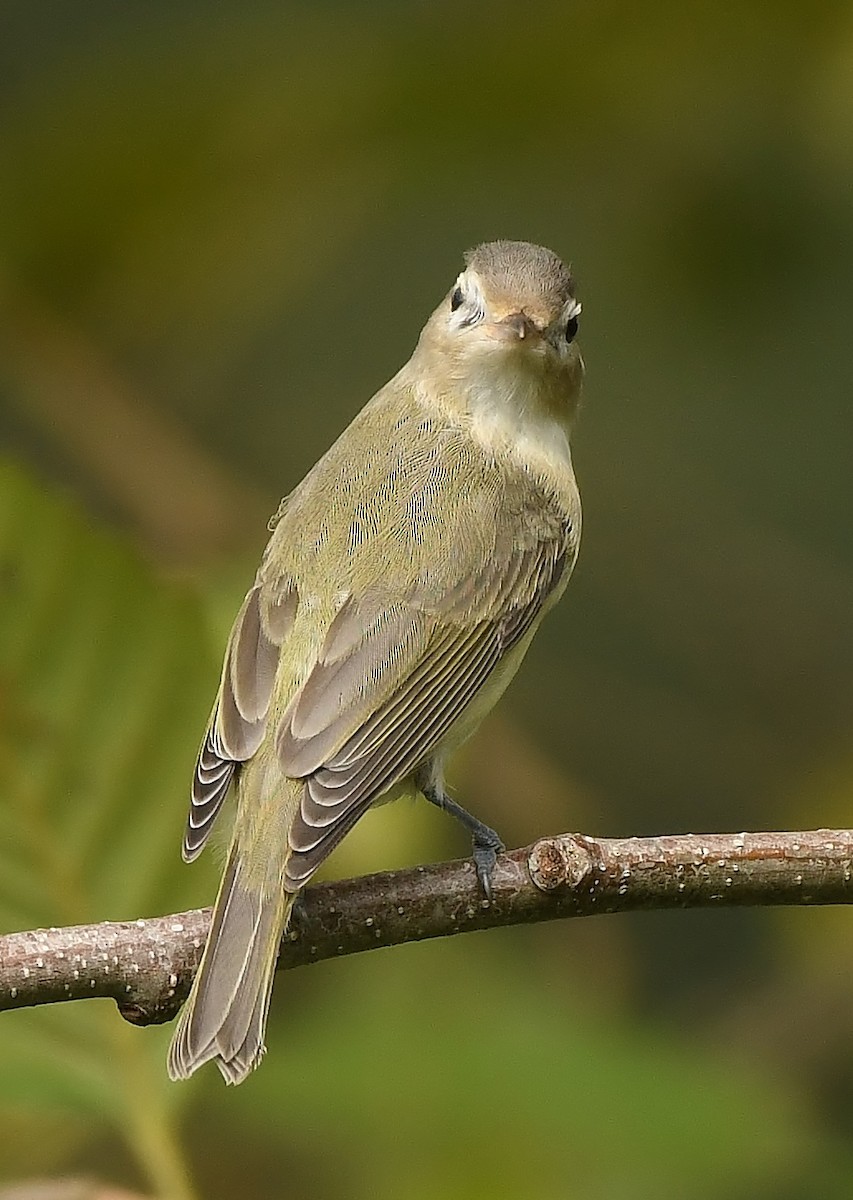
[{"left": 2, "top": 2, "right": 853, "bottom": 1197}]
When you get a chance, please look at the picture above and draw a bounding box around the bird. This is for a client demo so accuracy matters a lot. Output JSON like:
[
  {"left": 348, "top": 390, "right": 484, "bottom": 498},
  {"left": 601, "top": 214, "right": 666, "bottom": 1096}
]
[{"left": 167, "top": 239, "right": 584, "bottom": 1084}]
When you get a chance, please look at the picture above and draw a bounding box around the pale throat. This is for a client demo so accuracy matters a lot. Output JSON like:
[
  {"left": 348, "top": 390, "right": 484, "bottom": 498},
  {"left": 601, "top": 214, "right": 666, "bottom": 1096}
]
[{"left": 462, "top": 351, "right": 575, "bottom": 473}]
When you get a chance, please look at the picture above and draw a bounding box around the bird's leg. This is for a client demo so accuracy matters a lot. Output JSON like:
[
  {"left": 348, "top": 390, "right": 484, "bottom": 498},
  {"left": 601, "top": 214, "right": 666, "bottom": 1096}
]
[
  {"left": 284, "top": 891, "right": 309, "bottom": 938},
  {"left": 418, "top": 778, "right": 505, "bottom": 899}
]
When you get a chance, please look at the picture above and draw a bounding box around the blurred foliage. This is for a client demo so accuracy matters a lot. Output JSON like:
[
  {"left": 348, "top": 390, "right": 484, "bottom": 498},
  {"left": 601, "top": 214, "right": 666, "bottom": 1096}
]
[
  {"left": 0, "top": 461, "right": 218, "bottom": 1198},
  {"left": 1, "top": 0, "right": 853, "bottom": 1197}
]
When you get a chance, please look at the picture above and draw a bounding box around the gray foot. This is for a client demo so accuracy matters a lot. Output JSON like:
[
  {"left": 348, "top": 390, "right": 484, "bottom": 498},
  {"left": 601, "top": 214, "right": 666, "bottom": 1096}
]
[{"left": 420, "top": 782, "right": 505, "bottom": 899}]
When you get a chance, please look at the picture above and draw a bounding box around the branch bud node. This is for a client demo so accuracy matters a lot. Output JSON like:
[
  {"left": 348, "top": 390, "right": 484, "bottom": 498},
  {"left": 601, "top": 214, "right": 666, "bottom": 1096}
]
[{"left": 528, "top": 836, "right": 592, "bottom": 892}]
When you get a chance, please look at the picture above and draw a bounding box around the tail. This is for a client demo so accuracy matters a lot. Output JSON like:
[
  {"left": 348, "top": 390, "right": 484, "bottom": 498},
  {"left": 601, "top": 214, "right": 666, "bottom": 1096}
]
[{"left": 167, "top": 847, "right": 292, "bottom": 1085}]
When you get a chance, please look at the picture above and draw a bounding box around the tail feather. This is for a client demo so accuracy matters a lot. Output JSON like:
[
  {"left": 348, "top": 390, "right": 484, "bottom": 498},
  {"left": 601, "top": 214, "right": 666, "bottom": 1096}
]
[
  {"left": 216, "top": 967, "right": 276, "bottom": 1084},
  {"left": 215, "top": 902, "right": 283, "bottom": 1063},
  {"left": 168, "top": 848, "right": 290, "bottom": 1085}
]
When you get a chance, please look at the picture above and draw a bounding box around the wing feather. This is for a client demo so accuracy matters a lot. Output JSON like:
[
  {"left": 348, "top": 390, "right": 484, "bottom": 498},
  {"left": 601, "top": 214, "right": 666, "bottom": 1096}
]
[
  {"left": 183, "top": 578, "right": 298, "bottom": 862},
  {"left": 287, "top": 606, "right": 429, "bottom": 745},
  {"left": 284, "top": 632, "right": 504, "bottom": 888},
  {"left": 280, "top": 531, "right": 573, "bottom": 889}
]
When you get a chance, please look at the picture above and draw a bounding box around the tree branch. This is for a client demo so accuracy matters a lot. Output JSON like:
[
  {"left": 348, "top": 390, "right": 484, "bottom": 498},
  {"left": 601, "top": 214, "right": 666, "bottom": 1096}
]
[{"left": 2, "top": 828, "right": 852, "bottom": 1026}]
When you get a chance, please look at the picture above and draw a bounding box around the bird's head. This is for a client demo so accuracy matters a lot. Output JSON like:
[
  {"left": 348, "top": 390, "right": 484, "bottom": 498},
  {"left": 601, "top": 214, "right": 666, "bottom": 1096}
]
[{"left": 418, "top": 240, "right": 583, "bottom": 413}]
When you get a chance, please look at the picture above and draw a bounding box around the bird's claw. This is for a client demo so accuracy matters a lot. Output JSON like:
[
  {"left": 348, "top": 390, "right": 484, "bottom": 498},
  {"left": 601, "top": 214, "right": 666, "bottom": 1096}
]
[{"left": 472, "top": 833, "right": 505, "bottom": 901}]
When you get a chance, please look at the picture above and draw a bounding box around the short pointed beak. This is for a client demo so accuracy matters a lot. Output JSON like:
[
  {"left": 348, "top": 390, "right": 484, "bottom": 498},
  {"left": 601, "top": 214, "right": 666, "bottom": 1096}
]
[{"left": 499, "top": 311, "right": 540, "bottom": 341}]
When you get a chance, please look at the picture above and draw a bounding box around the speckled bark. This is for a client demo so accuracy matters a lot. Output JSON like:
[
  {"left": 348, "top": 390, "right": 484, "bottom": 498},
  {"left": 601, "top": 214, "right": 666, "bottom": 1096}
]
[{"left": 2, "top": 828, "right": 852, "bottom": 1027}]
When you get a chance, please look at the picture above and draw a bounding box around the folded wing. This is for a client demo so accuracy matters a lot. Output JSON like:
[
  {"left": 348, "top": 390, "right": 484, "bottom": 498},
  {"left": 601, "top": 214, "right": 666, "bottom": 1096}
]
[
  {"left": 183, "top": 577, "right": 298, "bottom": 862},
  {"left": 278, "top": 525, "right": 574, "bottom": 890}
]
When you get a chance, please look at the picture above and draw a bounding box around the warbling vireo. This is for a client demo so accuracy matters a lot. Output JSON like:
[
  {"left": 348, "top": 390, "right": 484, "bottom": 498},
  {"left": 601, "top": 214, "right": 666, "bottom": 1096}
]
[{"left": 168, "top": 240, "right": 584, "bottom": 1083}]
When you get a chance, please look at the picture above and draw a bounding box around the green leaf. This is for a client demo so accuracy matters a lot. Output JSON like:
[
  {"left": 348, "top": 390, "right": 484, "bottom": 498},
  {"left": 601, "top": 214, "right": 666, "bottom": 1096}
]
[{"left": 0, "top": 458, "right": 220, "bottom": 1125}]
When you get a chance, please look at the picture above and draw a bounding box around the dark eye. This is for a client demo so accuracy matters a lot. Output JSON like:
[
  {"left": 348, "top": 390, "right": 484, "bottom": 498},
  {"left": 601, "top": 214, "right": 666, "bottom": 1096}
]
[
  {"left": 565, "top": 315, "right": 579, "bottom": 344},
  {"left": 450, "top": 286, "right": 464, "bottom": 312}
]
